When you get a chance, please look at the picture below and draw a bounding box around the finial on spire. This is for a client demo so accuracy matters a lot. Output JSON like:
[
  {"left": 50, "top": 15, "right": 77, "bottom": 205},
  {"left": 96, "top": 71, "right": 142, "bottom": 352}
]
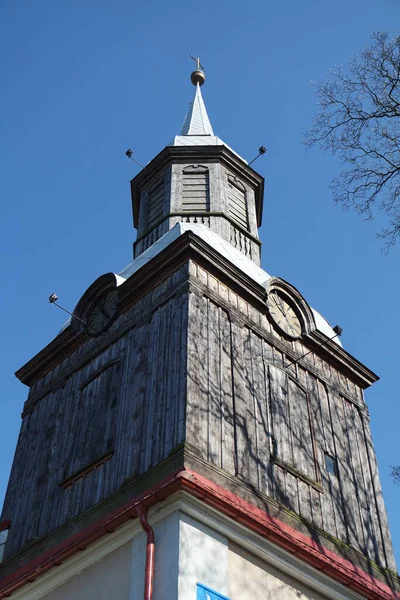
[{"left": 190, "top": 54, "right": 206, "bottom": 86}]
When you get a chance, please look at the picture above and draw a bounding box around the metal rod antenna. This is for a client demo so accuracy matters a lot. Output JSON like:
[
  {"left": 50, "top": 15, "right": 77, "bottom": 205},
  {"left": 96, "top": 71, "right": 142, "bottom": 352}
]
[
  {"left": 49, "top": 294, "right": 86, "bottom": 325},
  {"left": 284, "top": 327, "right": 342, "bottom": 370},
  {"left": 125, "top": 149, "right": 145, "bottom": 169},
  {"left": 235, "top": 146, "right": 266, "bottom": 181}
]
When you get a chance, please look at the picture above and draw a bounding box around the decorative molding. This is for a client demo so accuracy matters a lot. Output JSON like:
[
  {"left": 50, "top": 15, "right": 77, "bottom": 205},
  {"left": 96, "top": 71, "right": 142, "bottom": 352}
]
[
  {"left": 265, "top": 276, "right": 316, "bottom": 337},
  {"left": 60, "top": 452, "right": 114, "bottom": 489},
  {"left": 78, "top": 359, "right": 121, "bottom": 391},
  {"left": 0, "top": 468, "right": 398, "bottom": 600},
  {"left": 133, "top": 212, "right": 262, "bottom": 248},
  {"left": 272, "top": 457, "right": 323, "bottom": 493},
  {"left": 16, "top": 232, "right": 377, "bottom": 391},
  {"left": 130, "top": 145, "right": 265, "bottom": 229}
]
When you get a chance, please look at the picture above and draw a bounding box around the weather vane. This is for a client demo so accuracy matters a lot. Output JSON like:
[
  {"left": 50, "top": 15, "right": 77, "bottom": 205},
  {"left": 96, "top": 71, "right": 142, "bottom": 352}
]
[
  {"left": 190, "top": 55, "right": 205, "bottom": 72},
  {"left": 189, "top": 55, "right": 206, "bottom": 86}
]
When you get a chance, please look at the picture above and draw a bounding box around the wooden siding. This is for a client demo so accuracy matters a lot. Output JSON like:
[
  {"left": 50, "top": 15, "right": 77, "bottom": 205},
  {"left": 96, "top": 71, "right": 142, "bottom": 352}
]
[
  {"left": 2, "top": 257, "right": 394, "bottom": 575},
  {"left": 186, "top": 269, "right": 394, "bottom": 570},
  {"left": 1, "top": 267, "right": 189, "bottom": 560},
  {"left": 182, "top": 167, "right": 210, "bottom": 212},
  {"left": 228, "top": 177, "right": 247, "bottom": 230},
  {"left": 147, "top": 180, "right": 164, "bottom": 228}
]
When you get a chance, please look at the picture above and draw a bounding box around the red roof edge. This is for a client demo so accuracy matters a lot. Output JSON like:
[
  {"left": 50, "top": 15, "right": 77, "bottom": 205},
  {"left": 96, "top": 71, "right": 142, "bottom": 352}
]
[{"left": 0, "top": 468, "right": 398, "bottom": 600}]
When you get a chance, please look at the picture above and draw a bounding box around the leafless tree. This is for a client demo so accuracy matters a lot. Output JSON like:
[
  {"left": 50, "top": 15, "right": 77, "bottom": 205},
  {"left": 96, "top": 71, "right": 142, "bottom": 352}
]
[
  {"left": 390, "top": 465, "right": 400, "bottom": 485},
  {"left": 305, "top": 32, "right": 400, "bottom": 250}
]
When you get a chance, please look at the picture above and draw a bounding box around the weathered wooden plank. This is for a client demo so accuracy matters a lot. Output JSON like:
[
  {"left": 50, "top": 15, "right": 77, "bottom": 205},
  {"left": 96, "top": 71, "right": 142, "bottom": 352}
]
[
  {"left": 268, "top": 364, "right": 289, "bottom": 507},
  {"left": 326, "top": 391, "right": 347, "bottom": 542},
  {"left": 353, "top": 406, "right": 381, "bottom": 563},
  {"left": 298, "top": 480, "right": 312, "bottom": 522},
  {"left": 261, "top": 338, "right": 273, "bottom": 365},
  {"left": 208, "top": 300, "right": 222, "bottom": 466},
  {"left": 153, "top": 301, "right": 170, "bottom": 465},
  {"left": 176, "top": 293, "right": 188, "bottom": 448},
  {"left": 330, "top": 394, "right": 363, "bottom": 550},
  {"left": 289, "top": 377, "right": 315, "bottom": 481},
  {"left": 338, "top": 399, "right": 367, "bottom": 552},
  {"left": 140, "top": 306, "right": 160, "bottom": 472},
  {"left": 159, "top": 300, "right": 174, "bottom": 463},
  {"left": 243, "top": 326, "right": 259, "bottom": 487},
  {"left": 260, "top": 343, "right": 275, "bottom": 497},
  {"left": 186, "top": 291, "right": 209, "bottom": 458},
  {"left": 363, "top": 413, "right": 396, "bottom": 570},
  {"left": 35, "top": 394, "right": 58, "bottom": 538},
  {"left": 232, "top": 323, "right": 257, "bottom": 483},
  {"left": 251, "top": 332, "right": 269, "bottom": 494},
  {"left": 269, "top": 365, "right": 291, "bottom": 467},
  {"left": 285, "top": 471, "right": 299, "bottom": 514},
  {"left": 122, "top": 324, "right": 145, "bottom": 479},
  {"left": 164, "top": 296, "right": 178, "bottom": 455},
  {"left": 273, "top": 463, "right": 288, "bottom": 508},
  {"left": 220, "top": 307, "right": 235, "bottom": 476},
  {"left": 306, "top": 373, "right": 324, "bottom": 529},
  {"left": 316, "top": 380, "right": 338, "bottom": 538}
]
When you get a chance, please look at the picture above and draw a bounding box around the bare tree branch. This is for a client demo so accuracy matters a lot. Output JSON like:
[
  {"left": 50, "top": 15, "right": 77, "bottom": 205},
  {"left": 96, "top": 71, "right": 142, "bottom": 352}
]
[
  {"left": 390, "top": 465, "right": 400, "bottom": 485},
  {"left": 305, "top": 32, "right": 400, "bottom": 250}
]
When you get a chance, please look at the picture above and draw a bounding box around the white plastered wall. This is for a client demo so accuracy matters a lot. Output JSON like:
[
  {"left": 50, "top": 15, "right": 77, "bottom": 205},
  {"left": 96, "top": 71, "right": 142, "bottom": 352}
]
[
  {"left": 42, "top": 541, "right": 132, "bottom": 600},
  {"left": 177, "top": 513, "right": 229, "bottom": 600},
  {"left": 7, "top": 495, "right": 367, "bottom": 600},
  {"left": 229, "top": 542, "right": 327, "bottom": 600}
]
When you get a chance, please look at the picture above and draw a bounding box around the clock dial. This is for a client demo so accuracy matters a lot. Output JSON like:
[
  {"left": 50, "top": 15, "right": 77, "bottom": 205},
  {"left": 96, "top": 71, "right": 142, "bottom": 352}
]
[
  {"left": 267, "top": 290, "right": 302, "bottom": 338},
  {"left": 86, "top": 290, "right": 119, "bottom": 336}
]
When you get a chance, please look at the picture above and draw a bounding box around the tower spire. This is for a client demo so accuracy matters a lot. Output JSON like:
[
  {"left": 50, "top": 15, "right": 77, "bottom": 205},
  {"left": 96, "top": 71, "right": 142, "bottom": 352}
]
[{"left": 180, "top": 57, "right": 214, "bottom": 136}]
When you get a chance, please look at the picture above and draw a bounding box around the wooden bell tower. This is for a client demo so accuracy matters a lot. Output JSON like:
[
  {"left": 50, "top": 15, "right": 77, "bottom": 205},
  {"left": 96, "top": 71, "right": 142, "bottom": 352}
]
[{"left": 0, "top": 64, "right": 399, "bottom": 600}]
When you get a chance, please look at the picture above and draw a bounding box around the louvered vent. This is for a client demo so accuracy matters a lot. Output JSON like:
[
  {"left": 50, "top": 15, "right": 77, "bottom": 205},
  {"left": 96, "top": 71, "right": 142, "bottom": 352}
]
[
  {"left": 182, "top": 166, "right": 210, "bottom": 212},
  {"left": 147, "top": 180, "right": 164, "bottom": 228},
  {"left": 228, "top": 177, "right": 248, "bottom": 229}
]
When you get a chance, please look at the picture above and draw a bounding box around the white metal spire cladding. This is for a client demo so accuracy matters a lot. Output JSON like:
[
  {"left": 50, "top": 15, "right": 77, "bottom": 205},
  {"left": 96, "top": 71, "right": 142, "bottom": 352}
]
[{"left": 180, "top": 83, "right": 214, "bottom": 136}]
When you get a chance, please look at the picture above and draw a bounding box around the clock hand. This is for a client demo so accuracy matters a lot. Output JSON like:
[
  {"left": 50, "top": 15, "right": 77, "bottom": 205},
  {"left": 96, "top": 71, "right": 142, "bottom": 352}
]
[
  {"left": 272, "top": 293, "right": 287, "bottom": 317},
  {"left": 97, "top": 302, "right": 112, "bottom": 320}
]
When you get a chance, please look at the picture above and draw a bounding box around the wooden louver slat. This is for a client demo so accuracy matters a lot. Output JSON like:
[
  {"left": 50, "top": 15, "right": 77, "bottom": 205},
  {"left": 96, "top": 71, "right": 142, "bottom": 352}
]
[
  {"left": 147, "top": 181, "right": 164, "bottom": 228},
  {"left": 228, "top": 179, "right": 248, "bottom": 229},
  {"left": 182, "top": 168, "right": 210, "bottom": 212}
]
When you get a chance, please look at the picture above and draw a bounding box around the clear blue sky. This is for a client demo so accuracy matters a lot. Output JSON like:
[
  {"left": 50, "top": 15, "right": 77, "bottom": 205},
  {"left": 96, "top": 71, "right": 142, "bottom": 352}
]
[{"left": 1, "top": 0, "right": 400, "bottom": 566}]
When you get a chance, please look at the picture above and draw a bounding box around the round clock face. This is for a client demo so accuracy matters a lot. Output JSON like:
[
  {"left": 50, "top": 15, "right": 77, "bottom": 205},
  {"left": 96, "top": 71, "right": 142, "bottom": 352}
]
[
  {"left": 267, "top": 290, "right": 302, "bottom": 338},
  {"left": 86, "top": 290, "right": 119, "bottom": 336}
]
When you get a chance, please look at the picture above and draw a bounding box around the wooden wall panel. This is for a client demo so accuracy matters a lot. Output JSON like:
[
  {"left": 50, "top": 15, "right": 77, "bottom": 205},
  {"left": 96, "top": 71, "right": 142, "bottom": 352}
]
[
  {"left": 233, "top": 324, "right": 259, "bottom": 485},
  {"left": 208, "top": 300, "right": 222, "bottom": 466},
  {"left": 363, "top": 417, "right": 397, "bottom": 571},
  {"left": 316, "top": 380, "right": 338, "bottom": 538},
  {"left": 3, "top": 263, "right": 395, "bottom": 572},
  {"left": 220, "top": 307, "right": 235, "bottom": 476},
  {"left": 185, "top": 287, "right": 394, "bottom": 570},
  {"left": 2, "top": 279, "right": 188, "bottom": 560},
  {"left": 352, "top": 406, "right": 381, "bottom": 562},
  {"left": 329, "top": 392, "right": 350, "bottom": 543},
  {"left": 340, "top": 399, "right": 367, "bottom": 552}
]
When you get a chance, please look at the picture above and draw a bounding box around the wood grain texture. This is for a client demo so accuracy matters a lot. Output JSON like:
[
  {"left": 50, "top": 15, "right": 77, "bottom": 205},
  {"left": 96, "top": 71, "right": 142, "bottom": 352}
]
[
  {"left": 2, "top": 271, "right": 189, "bottom": 560},
  {"left": 2, "top": 259, "right": 395, "bottom": 574},
  {"left": 185, "top": 280, "right": 395, "bottom": 570}
]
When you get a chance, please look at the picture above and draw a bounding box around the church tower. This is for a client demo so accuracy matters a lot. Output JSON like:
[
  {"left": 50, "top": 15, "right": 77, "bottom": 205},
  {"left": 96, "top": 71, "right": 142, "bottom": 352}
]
[{"left": 0, "top": 65, "right": 399, "bottom": 600}]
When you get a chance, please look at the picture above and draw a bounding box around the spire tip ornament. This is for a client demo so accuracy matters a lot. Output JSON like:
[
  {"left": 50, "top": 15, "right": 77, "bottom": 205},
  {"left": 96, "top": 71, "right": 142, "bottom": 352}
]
[{"left": 190, "top": 55, "right": 206, "bottom": 86}]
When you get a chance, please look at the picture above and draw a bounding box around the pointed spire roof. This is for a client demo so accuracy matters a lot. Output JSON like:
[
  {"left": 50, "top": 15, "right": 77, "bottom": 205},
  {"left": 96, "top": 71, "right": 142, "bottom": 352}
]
[
  {"left": 169, "top": 61, "right": 247, "bottom": 163},
  {"left": 180, "top": 84, "right": 214, "bottom": 136}
]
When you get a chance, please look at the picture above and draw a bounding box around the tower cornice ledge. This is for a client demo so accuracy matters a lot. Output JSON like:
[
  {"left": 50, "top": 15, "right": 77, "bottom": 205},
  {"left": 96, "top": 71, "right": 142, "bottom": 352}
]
[
  {"left": 0, "top": 464, "right": 398, "bottom": 600},
  {"left": 16, "top": 230, "right": 377, "bottom": 393},
  {"left": 130, "top": 144, "right": 264, "bottom": 228}
]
